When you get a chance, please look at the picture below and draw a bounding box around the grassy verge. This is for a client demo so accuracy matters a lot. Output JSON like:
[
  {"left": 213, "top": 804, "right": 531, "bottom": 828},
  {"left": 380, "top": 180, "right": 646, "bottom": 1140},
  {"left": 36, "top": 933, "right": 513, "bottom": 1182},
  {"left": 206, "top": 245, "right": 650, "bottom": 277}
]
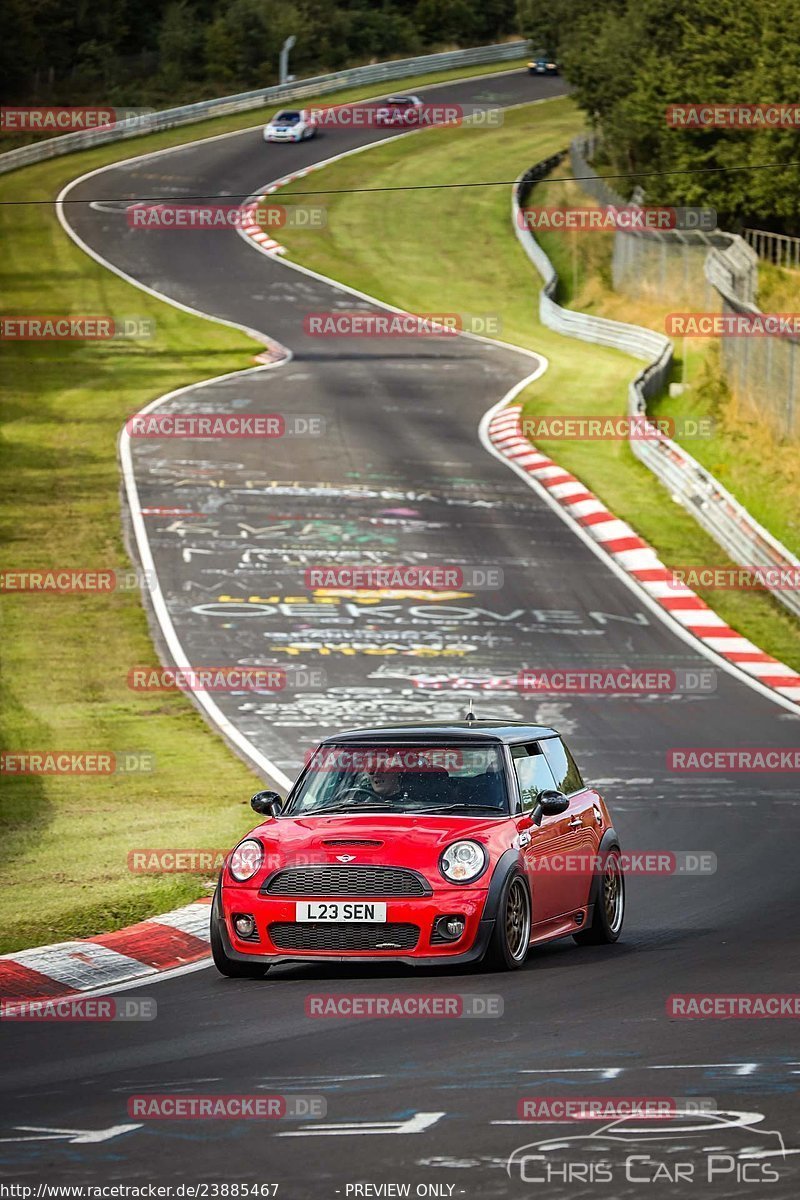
[
  {"left": 756, "top": 260, "right": 800, "bottom": 309},
  {"left": 273, "top": 96, "right": 800, "bottom": 672},
  {"left": 0, "top": 180, "right": 264, "bottom": 956},
  {"left": 0, "top": 58, "right": 532, "bottom": 955}
]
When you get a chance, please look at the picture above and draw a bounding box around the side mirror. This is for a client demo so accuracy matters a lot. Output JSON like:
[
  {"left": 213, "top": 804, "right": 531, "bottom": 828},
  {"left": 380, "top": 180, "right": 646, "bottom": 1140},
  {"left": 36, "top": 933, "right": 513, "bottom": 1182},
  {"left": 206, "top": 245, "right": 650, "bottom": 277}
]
[
  {"left": 532, "top": 789, "right": 569, "bottom": 825},
  {"left": 251, "top": 790, "right": 283, "bottom": 817}
]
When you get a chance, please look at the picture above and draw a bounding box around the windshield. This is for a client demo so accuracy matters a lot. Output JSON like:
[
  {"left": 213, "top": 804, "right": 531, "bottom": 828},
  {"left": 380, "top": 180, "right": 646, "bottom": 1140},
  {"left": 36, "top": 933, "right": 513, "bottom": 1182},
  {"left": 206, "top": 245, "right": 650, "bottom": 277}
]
[
  {"left": 285, "top": 744, "right": 508, "bottom": 816},
  {"left": 274, "top": 111, "right": 301, "bottom": 123}
]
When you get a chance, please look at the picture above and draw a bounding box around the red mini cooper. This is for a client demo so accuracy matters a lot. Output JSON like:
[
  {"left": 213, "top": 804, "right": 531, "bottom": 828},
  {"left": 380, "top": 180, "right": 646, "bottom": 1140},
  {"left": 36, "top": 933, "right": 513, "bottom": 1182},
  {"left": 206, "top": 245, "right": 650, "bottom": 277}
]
[{"left": 211, "top": 721, "right": 624, "bottom": 977}]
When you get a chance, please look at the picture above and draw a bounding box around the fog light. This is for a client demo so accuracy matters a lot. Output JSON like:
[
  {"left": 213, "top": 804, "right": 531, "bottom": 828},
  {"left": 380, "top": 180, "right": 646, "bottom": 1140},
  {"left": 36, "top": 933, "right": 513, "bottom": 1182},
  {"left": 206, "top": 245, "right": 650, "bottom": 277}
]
[
  {"left": 433, "top": 914, "right": 466, "bottom": 943},
  {"left": 233, "top": 913, "right": 256, "bottom": 939}
]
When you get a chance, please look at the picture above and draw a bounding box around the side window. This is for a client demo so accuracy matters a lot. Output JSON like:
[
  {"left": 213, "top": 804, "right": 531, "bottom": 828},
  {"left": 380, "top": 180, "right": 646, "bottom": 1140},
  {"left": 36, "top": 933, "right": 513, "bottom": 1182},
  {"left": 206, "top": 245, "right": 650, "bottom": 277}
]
[
  {"left": 541, "top": 737, "right": 584, "bottom": 795},
  {"left": 511, "top": 744, "right": 558, "bottom": 810}
]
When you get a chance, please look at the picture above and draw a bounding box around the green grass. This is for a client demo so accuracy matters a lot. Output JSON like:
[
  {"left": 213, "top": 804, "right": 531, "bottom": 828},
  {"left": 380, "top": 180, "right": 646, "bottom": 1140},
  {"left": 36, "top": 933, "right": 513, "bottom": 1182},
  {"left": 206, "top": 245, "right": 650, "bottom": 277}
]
[
  {"left": 0, "top": 181, "right": 264, "bottom": 956},
  {"left": 272, "top": 96, "right": 800, "bottom": 672},
  {"left": 0, "top": 58, "right": 532, "bottom": 955},
  {"left": 756, "top": 260, "right": 800, "bottom": 310}
]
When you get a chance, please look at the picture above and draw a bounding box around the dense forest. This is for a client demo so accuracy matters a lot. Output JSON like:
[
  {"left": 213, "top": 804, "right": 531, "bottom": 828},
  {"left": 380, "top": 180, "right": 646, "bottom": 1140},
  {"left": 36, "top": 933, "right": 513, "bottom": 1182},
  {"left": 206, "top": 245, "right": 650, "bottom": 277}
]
[
  {"left": 517, "top": 0, "right": 800, "bottom": 232},
  {"left": 0, "top": 0, "right": 517, "bottom": 106}
]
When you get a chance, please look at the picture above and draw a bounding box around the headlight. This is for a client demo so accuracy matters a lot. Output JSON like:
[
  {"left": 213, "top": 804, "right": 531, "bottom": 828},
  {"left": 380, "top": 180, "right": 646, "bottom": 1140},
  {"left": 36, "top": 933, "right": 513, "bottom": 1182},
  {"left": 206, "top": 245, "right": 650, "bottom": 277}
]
[
  {"left": 229, "top": 839, "right": 263, "bottom": 881},
  {"left": 440, "top": 840, "right": 487, "bottom": 883}
]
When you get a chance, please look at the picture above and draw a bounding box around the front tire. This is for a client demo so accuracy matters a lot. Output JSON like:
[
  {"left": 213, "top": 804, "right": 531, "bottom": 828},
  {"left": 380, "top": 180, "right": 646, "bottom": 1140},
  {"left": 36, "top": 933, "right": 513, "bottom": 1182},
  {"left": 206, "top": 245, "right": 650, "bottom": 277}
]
[
  {"left": 210, "top": 896, "right": 270, "bottom": 979},
  {"left": 573, "top": 848, "right": 625, "bottom": 945},
  {"left": 483, "top": 871, "right": 531, "bottom": 971}
]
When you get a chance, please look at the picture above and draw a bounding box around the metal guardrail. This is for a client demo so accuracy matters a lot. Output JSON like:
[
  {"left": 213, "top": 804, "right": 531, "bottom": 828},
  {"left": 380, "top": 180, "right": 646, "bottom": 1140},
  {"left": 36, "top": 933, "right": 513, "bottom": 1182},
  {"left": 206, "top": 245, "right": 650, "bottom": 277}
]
[
  {"left": 743, "top": 227, "right": 800, "bottom": 269},
  {"left": 514, "top": 158, "right": 800, "bottom": 620},
  {"left": 0, "top": 41, "right": 529, "bottom": 176}
]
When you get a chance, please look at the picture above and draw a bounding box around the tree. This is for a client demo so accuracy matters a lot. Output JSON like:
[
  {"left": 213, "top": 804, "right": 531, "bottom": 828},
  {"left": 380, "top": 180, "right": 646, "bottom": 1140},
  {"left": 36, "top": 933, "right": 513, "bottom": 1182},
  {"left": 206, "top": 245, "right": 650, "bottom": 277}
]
[
  {"left": 549, "top": 0, "right": 800, "bottom": 230},
  {"left": 415, "top": 0, "right": 481, "bottom": 46},
  {"left": 158, "top": 2, "right": 204, "bottom": 91}
]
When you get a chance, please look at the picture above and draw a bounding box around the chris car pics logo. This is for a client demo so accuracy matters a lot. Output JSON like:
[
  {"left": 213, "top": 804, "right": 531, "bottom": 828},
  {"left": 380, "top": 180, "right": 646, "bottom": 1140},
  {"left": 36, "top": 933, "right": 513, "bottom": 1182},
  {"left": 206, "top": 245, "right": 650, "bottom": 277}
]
[{"left": 507, "top": 1109, "right": 789, "bottom": 1185}]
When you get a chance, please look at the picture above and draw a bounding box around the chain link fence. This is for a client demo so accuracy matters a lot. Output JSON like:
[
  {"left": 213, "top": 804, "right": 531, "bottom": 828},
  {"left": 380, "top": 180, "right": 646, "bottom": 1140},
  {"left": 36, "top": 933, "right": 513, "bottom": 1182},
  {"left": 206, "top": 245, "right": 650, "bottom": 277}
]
[{"left": 570, "top": 136, "right": 799, "bottom": 440}]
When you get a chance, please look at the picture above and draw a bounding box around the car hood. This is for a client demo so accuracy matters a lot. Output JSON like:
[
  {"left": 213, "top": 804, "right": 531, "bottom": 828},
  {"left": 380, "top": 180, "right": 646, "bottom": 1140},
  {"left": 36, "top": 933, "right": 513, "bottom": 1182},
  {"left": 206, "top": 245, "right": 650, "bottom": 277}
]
[{"left": 250, "top": 812, "right": 506, "bottom": 865}]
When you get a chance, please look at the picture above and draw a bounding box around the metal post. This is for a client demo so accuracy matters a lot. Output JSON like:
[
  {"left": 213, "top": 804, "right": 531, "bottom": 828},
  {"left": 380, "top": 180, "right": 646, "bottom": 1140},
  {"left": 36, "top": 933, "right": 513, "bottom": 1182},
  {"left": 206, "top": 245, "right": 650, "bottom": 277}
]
[{"left": 279, "top": 35, "right": 297, "bottom": 86}]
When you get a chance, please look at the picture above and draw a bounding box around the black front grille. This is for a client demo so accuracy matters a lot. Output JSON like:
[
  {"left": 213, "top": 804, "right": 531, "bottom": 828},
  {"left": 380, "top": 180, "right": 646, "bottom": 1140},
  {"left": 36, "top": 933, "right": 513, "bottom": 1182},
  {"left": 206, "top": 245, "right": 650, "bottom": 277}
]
[
  {"left": 269, "top": 922, "right": 419, "bottom": 951},
  {"left": 321, "top": 839, "right": 383, "bottom": 847},
  {"left": 263, "top": 866, "right": 429, "bottom": 897}
]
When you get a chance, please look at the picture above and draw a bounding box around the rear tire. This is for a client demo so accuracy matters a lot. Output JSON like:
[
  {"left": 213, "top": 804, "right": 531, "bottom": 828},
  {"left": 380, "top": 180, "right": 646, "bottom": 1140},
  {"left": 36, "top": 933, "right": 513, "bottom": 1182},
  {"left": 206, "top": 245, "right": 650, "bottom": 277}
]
[
  {"left": 210, "top": 895, "right": 270, "bottom": 979},
  {"left": 483, "top": 872, "right": 531, "bottom": 971},
  {"left": 573, "top": 847, "right": 624, "bottom": 945}
]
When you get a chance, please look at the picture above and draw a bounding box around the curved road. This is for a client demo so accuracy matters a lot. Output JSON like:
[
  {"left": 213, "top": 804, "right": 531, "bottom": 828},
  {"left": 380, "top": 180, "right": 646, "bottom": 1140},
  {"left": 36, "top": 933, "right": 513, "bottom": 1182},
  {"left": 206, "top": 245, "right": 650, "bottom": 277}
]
[{"left": 2, "top": 70, "right": 799, "bottom": 1197}]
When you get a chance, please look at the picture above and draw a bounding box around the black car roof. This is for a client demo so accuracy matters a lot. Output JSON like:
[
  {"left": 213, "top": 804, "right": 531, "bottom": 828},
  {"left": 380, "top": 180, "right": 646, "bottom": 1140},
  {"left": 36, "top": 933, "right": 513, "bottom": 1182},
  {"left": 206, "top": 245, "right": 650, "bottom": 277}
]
[{"left": 318, "top": 721, "right": 559, "bottom": 746}]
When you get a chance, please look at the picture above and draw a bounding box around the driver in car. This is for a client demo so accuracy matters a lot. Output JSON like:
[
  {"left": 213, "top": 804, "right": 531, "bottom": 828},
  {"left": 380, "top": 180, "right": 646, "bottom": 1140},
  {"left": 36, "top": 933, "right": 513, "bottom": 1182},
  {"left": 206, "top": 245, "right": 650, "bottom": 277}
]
[
  {"left": 362, "top": 764, "right": 409, "bottom": 802},
  {"left": 361, "top": 760, "right": 456, "bottom": 807}
]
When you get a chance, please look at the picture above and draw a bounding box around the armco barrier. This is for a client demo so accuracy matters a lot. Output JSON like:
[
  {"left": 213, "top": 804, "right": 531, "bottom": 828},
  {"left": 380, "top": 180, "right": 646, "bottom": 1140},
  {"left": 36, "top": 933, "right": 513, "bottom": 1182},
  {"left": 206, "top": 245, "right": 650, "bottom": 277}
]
[
  {"left": 515, "top": 159, "right": 800, "bottom": 620},
  {"left": 0, "top": 42, "right": 528, "bottom": 176}
]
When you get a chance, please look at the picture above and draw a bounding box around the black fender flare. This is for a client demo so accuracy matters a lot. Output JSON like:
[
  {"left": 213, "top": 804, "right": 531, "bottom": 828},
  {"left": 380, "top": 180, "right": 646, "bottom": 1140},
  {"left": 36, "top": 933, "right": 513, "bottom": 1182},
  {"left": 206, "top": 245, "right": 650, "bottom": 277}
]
[
  {"left": 482, "top": 847, "right": 530, "bottom": 923},
  {"left": 585, "top": 828, "right": 622, "bottom": 913},
  {"left": 210, "top": 875, "right": 224, "bottom": 930}
]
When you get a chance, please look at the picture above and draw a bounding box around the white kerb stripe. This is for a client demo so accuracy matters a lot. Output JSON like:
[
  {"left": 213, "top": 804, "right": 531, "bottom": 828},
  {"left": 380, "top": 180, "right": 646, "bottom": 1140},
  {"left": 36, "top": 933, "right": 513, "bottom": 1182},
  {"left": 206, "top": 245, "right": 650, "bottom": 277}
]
[
  {"left": 612, "top": 549, "right": 662, "bottom": 571},
  {"left": 150, "top": 901, "right": 213, "bottom": 940},
  {"left": 566, "top": 499, "right": 606, "bottom": 519},
  {"left": 590, "top": 519, "right": 637, "bottom": 542},
  {"left": 6, "top": 942, "right": 156, "bottom": 989}
]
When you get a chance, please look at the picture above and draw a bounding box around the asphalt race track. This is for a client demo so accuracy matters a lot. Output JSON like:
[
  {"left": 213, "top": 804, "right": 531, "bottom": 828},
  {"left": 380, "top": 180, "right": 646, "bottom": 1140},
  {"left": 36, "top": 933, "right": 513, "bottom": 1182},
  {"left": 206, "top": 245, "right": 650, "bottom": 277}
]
[{"left": 2, "top": 69, "right": 799, "bottom": 1198}]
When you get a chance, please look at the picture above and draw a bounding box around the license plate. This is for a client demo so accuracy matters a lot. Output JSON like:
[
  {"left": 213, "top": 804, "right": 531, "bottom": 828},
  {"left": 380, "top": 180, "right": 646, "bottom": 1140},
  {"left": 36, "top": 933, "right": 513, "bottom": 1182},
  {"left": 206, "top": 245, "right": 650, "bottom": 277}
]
[{"left": 295, "top": 901, "right": 387, "bottom": 922}]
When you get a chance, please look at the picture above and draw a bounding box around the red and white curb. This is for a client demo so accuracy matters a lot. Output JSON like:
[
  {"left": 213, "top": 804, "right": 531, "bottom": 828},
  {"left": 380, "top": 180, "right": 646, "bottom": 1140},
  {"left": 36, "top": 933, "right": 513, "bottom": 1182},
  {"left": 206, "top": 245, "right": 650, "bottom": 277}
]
[
  {"left": 237, "top": 165, "right": 319, "bottom": 256},
  {"left": 0, "top": 899, "right": 211, "bottom": 1001},
  {"left": 240, "top": 200, "right": 287, "bottom": 255},
  {"left": 488, "top": 404, "right": 800, "bottom": 705},
  {"left": 239, "top": 165, "right": 320, "bottom": 256}
]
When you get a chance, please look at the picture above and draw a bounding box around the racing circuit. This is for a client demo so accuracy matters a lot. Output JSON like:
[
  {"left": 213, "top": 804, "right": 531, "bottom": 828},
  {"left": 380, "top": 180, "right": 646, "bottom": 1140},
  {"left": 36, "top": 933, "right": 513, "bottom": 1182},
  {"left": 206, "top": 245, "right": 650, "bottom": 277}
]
[{"left": 2, "top": 68, "right": 800, "bottom": 1197}]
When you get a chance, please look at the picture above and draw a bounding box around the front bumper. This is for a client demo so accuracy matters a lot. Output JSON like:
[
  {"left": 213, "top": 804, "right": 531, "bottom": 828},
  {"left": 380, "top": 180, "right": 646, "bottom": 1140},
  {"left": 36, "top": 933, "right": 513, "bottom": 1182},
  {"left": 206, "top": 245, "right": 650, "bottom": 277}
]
[{"left": 218, "top": 885, "right": 494, "bottom": 967}]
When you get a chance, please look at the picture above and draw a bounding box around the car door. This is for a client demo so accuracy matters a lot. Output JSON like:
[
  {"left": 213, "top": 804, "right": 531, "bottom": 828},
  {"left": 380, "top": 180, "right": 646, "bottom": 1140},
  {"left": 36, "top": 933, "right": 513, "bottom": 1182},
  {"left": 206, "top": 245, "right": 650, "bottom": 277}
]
[
  {"left": 540, "top": 735, "right": 604, "bottom": 911},
  {"left": 510, "top": 742, "right": 578, "bottom": 924}
]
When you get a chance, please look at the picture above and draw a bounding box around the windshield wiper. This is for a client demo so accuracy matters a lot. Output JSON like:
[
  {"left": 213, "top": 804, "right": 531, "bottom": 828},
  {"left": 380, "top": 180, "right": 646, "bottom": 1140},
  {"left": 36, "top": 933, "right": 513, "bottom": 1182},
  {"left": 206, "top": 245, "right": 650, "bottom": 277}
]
[
  {"left": 417, "top": 803, "right": 506, "bottom": 815},
  {"left": 300, "top": 802, "right": 403, "bottom": 816}
]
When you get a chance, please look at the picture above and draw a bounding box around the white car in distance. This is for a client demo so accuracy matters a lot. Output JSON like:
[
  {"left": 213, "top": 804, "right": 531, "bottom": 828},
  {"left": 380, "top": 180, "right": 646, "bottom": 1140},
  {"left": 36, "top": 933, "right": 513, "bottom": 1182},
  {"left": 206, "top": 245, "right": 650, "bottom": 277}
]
[{"left": 263, "top": 109, "right": 317, "bottom": 142}]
